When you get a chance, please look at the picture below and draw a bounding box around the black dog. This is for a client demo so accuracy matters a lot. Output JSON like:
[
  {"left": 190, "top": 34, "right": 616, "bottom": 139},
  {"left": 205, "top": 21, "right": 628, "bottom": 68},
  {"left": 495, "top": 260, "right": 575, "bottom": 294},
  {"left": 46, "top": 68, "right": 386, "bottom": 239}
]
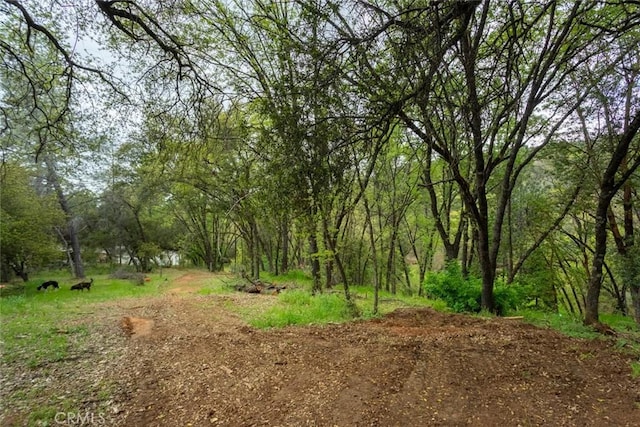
[
  {"left": 71, "top": 278, "right": 93, "bottom": 291},
  {"left": 37, "top": 280, "right": 59, "bottom": 291}
]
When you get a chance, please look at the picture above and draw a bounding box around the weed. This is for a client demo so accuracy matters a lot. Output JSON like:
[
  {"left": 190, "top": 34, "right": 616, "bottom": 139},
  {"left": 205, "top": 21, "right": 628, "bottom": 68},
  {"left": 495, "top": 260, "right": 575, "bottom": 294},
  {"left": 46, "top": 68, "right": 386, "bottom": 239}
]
[
  {"left": 249, "top": 290, "right": 352, "bottom": 328},
  {"left": 631, "top": 361, "right": 640, "bottom": 379},
  {"left": 27, "top": 406, "right": 59, "bottom": 426},
  {"left": 517, "top": 310, "right": 599, "bottom": 339}
]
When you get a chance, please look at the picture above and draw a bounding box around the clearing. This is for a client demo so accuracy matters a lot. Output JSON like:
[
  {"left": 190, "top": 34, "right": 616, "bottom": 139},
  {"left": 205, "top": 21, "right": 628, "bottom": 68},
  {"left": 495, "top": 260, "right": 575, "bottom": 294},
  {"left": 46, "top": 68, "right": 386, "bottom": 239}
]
[{"left": 1, "top": 271, "right": 639, "bottom": 426}]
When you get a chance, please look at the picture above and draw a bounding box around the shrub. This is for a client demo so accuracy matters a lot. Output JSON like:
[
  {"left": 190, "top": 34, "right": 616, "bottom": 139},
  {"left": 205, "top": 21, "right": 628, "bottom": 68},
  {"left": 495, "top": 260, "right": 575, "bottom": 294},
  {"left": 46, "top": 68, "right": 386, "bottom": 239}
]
[
  {"left": 424, "top": 262, "right": 482, "bottom": 313},
  {"left": 424, "top": 262, "right": 527, "bottom": 315}
]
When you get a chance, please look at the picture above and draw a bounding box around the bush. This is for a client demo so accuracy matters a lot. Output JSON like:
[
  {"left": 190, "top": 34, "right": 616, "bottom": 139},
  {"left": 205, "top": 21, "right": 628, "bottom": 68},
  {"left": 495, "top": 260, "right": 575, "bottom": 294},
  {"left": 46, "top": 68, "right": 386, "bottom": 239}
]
[
  {"left": 424, "top": 262, "right": 527, "bottom": 315},
  {"left": 424, "top": 262, "right": 482, "bottom": 313}
]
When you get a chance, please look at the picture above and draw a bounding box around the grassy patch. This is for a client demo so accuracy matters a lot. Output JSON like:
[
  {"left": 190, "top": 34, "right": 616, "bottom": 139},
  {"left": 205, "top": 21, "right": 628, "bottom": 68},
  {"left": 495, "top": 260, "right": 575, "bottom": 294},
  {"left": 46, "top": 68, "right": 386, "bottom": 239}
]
[
  {"left": 197, "top": 276, "right": 237, "bottom": 295},
  {"left": 350, "top": 285, "right": 445, "bottom": 318},
  {"left": 0, "top": 273, "right": 163, "bottom": 368},
  {"left": 248, "top": 290, "right": 353, "bottom": 328},
  {"left": 517, "top": 310, "right": 600, "bottom": 339},
  {"left": 260, "top": 269, "right": 313, "bottom": 288},
  {"left": 630, "top": 361, "right": 640, "bottom": 379},
  {"left": 0, "top": 270, "right": 191, "bottom": 425},
  {"left": 244, "top": 276, "right": 445, "bottom": 328},
  {"left": 517, "top": 308, "right": 640, "bottom": 360},
  {"left": 600, "top": 313, "right": 640, "bottom": 333},
  {"left": 27, "top": 406, "right": 60, "bottom": 426}
]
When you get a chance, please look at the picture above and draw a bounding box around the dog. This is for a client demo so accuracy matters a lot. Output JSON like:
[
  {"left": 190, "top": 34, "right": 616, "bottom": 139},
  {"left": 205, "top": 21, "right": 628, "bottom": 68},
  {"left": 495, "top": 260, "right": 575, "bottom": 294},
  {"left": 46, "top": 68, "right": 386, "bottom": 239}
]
[
  {"left": 37, "top": 280, "right": 59, "bottom": 291},
  {"left": 70, "top": 278, "right": 93, "bottom": 291}
]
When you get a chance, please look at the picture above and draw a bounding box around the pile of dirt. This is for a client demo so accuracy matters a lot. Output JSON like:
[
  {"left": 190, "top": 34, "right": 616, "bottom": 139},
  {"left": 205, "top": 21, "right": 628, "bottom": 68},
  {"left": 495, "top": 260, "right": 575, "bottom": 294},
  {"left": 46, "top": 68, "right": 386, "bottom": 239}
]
[
  {"left": 121, "top": 316, "right": 154, "bottom": 338},
  {"left": 110, "top": 299, "right": 640, "bottom": 426}
]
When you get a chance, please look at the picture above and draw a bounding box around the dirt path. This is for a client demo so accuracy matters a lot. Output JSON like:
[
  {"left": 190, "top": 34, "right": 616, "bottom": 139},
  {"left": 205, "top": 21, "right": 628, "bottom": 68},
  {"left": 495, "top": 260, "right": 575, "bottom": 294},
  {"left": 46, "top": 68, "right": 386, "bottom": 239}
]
[
  {"left": 2, "top": 271, "right": 640, "bottom": 426},
  {"left": 100, "top": 272, "right": 640, "bottom": 426}
]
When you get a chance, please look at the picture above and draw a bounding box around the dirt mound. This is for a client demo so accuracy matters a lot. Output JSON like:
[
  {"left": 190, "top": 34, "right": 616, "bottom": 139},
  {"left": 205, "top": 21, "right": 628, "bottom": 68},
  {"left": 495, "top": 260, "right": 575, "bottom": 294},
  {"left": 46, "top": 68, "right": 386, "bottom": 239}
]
[
  {"left": 120, "top": 316, "right": 154, "bottom": 338},
  {"left": 109, "top": 303, "right": 640, "bottom": 426}
]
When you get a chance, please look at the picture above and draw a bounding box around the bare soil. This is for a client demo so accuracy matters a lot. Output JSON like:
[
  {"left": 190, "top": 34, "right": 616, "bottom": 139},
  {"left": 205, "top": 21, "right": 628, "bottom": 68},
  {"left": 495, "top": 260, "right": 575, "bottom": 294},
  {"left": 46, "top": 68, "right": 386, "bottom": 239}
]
[{"left": 2, "top": 271, "right": 640, "bottom": 426}]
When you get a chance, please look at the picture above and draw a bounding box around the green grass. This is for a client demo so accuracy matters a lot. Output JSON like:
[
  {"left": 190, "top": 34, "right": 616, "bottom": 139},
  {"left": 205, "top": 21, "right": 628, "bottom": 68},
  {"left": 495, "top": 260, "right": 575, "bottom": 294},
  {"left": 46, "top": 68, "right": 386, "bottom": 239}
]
[
  {"left": 248, "top": 290, "right": 353, "bottom": 328},
  {"left": 516, "top": 309, "right": 640, "bottom": 340},
  {"left": 244, "top": 273, "right": 446, "bottom": 328},
  {"left": 517, "top": 310, "right": 600, "bottom": 339},
  {"left": 197, "top": 276, "right": 238, "bottom": 295},
  {"left": 260, "top": 269, "right": 314, "bottom": 288},
  {"left": 0, "top": 269, "right": 189, "bottom": 426},
  {"left": 631, "top": 361, "right": 640, "bottom": 379},
  {"left": 0, "top": 273, "right": 165, "bottom": 368}
]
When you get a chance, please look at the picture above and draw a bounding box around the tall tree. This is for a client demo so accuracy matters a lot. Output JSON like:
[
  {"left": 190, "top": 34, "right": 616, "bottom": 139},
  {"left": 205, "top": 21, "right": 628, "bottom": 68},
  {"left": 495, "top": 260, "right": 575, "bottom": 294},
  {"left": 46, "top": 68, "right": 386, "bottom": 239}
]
[
  {"left": 44, "top": 155, "right": 85, "bottom": 278},
  {"left": 584, "top": 110, "right": 640, "bottom": 325},
  {"left": 348, "top": 0, "right": 615, "bottom": 311},
  {"left": 0, "top": 162, "right": 64, "bottom": 281}
]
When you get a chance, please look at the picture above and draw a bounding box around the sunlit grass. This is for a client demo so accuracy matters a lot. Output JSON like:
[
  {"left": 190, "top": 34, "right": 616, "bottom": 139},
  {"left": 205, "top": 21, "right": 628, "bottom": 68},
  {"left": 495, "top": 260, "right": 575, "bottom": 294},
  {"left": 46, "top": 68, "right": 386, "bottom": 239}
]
[
  {"left": 248, "top": 290, "right": 352, "bottom": 328},
  {"left": 245, "top": 272, "right": 444, "bottom": 328},
  {"left": 197, "top": 276, "right": 238, "bottom": 295},
  {"left": 0, "top": 271, "right": 166, "bottom": 368}
]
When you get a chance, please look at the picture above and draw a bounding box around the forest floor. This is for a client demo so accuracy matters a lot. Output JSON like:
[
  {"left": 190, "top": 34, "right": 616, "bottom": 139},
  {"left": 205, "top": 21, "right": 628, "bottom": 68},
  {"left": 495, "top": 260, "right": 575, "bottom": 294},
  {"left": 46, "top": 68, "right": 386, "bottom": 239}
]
[{"left": 2, "top": 271, "right": 640, "bottom": 426}]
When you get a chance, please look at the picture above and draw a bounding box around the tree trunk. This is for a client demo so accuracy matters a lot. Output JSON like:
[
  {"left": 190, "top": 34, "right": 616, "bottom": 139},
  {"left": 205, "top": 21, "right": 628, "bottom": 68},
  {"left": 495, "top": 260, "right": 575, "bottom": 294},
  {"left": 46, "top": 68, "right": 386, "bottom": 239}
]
[
  {"left": 477, "top": 222, "right": 495, "bottom": 312},
  {"left": 281, "top": 216, "right": 289, "bottom": 274},
  {"left": 584, "top": 110, "right": 640, "bottom": 326},
  {"left": 12, "top": 261, "right": 29, "bottom": 282},
  {"left": 309, "top": 231, "right": 321, "bottom": 294},
  {"left": 398, "top": 240, "right": 412, "bottom": 292},
  {"left": 363, "top": 197, "right": 380, "bottom": 315},
  {"left": 461, "top": 218, "right": 470, "bottom": 278},
  {"left": 631, "top": 285, "right": 640, "bottom": 325},
  {"left": 252, "top": 220, "right": 260, "bottom": 280},
  {"left": 585, "top": 199, "right": 609, "bottom": 325},
  {"left": 385, "top": 226, "right": 397, "bottom": 294},
  {"left": 45, "top": 156, "right": 84, "bottom": 278}
]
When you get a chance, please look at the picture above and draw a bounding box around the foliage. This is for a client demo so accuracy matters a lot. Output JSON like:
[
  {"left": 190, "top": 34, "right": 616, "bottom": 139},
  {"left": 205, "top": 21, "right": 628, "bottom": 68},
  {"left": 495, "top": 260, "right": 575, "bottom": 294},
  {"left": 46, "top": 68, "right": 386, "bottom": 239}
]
[
  {"left": 424, "top": 262, "right": 528, "bottom": 315},
  {"left": 424, "top": 262, "right": 483, "bottom": 313},
  {"left": 0, "top": 163, "right": 65, "bottom": 280},
  {"left": 2, "top": 0, "right": 640, "bottom": 325}
]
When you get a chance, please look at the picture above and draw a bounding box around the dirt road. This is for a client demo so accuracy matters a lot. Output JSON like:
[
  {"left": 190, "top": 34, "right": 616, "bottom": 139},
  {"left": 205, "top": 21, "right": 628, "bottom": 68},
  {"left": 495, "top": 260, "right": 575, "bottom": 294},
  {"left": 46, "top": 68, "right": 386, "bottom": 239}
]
[
  {"left": 110, "top": 273, "right": 640, "bottom": 426},
  {"left": 2, "top": 271, "right": 640, "bottom": 426}
]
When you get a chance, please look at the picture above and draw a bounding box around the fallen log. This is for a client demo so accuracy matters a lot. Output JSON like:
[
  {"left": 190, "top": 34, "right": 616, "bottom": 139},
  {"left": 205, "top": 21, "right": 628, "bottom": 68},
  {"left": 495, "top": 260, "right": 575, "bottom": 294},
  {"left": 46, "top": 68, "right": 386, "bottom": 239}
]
[{"left": 234, "top": 281, "right": 286, "bottom": 294}]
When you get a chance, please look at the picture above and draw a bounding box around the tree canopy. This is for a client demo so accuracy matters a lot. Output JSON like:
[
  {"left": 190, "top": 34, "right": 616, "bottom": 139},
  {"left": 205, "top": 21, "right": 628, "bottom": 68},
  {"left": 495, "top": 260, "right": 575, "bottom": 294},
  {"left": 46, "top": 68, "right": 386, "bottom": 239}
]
[{"left": 1, "top": 0, "right": 640, "bottom": 327}]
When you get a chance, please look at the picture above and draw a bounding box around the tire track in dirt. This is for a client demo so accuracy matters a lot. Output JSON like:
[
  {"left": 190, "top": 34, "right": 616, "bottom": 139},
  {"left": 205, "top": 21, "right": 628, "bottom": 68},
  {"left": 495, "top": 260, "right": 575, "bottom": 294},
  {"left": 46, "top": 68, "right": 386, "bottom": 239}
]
[{"left": 106, "top": 293, "right": 640, "bottom": 426}]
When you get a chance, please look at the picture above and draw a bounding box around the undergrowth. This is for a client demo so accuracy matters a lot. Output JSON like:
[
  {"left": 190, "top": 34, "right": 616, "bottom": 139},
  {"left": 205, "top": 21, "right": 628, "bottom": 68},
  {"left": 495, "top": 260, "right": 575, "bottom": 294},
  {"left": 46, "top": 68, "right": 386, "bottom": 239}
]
[{"left": 248, "top": 290, "right": 351, "bottom": 328}]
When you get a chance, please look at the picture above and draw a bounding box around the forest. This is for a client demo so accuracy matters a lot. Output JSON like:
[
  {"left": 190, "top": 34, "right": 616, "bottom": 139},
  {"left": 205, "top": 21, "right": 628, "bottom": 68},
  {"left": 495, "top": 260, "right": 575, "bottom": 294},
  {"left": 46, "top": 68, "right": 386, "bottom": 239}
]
[{"left": 1, "top": 0, "right": 640, "bottom": 328}]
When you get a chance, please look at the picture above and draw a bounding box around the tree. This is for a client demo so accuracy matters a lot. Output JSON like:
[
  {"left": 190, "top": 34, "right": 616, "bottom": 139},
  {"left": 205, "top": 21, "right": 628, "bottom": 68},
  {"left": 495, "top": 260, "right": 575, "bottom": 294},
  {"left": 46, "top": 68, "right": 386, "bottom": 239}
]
[
  {"left": 584, "top": 111, "right": 640, "bottom": 325},
  {"left": 332, "top": 0, "right": 618, "bottom": 312},
  {"left": 44, "top": 155, "right": 86, "bottom": 278},
  {"left": 0, "top": 162, "right": 64, "bottom": 281},
  {"left": 565, "top": 7, "right": 640, "bottom": 325}
]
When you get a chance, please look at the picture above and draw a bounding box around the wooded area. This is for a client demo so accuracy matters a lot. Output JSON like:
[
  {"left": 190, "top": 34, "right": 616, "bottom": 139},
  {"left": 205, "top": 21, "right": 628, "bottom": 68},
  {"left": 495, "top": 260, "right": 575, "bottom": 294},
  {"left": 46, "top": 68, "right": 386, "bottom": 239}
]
[{"left": 1, "top": 0, "right": 639, "bottom": 327}]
